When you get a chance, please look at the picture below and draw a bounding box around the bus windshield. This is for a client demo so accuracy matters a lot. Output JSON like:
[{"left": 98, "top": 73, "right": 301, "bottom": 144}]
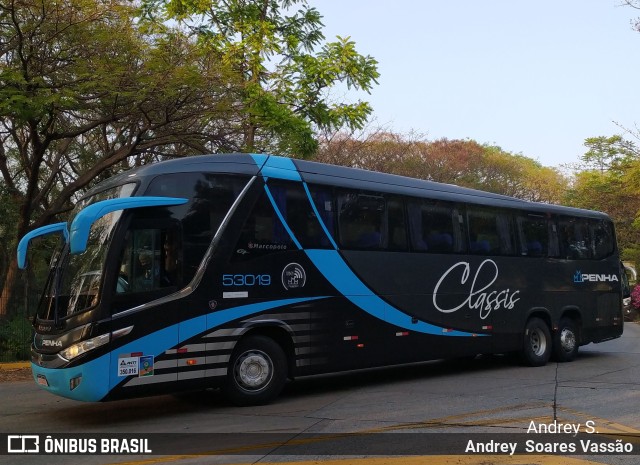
[{"left": 36, "top": 183, "right": 136, "bottom": 321}]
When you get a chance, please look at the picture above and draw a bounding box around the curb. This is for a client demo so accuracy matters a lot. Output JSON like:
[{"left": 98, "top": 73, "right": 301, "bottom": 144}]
[{"left": 0, "top": 362, "right": 30, "bottom": 370}]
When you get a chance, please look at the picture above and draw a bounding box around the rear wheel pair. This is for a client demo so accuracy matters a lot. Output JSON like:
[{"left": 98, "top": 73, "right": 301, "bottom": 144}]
[{"left": 521, "top": 317, "right": 578, "bottom": 366}]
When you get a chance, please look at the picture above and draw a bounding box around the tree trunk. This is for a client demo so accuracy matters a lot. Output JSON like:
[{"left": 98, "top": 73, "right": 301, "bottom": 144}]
[
  {"left": 0, "top": 212, "right": 31, "bottom": 317},
  {"left": 0, "top": 258, "right": 18, "bottom": 317}
]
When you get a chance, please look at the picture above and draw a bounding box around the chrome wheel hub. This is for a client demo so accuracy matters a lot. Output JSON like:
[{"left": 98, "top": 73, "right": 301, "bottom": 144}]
[
  {"left": 235, "top": 350, "right": 272, "bottom": 391},
  {"left": 560, "top": 328, "right": 576, "bottom": 352},
  {"left": 530, "top": 329, "right": 547, "bottom": 356}
]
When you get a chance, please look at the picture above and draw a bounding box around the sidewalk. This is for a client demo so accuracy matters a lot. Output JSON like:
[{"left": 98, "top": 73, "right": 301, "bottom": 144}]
[
  {"left": 0, "top": 361, "right": 32, "bottom": 383},
  {"left": 0, "top": 361, "right": 30, "bottom": 370}
]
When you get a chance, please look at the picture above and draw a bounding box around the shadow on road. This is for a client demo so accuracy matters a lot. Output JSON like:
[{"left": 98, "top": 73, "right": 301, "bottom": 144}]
[{"left": 31, "top": 351, "right": 615, "bottom": 430}]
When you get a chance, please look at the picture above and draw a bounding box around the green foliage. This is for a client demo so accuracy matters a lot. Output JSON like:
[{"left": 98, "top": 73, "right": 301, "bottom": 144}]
[
  {"left": 144, "top": 0, "right": 380, "bottom": 157},
  {"left": 0, "top": 316, "right": 32, "bottom": 361},
  {"left": 582, "top": 135, "right": 638, "bottom": 173},
  {"left": 0, "top": 0, "right": 243, "bottom": 315},
  {"left": 565, "top": 134, "right": 640, "bottom": 265}
]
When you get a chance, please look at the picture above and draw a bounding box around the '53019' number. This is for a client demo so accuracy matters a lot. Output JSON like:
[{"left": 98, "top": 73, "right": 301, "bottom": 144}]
[{"left": 222, "top": 274, "right": 271, "bottom": 287}]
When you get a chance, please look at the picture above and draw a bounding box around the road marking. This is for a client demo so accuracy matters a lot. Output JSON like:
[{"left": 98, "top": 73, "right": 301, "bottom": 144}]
[
  {"left": 107, "top": 455, "right": 614, "bottom": 465},
  {"left": 556, "top": 406, "right": 640, "bottom": 435},
  {"left": 104, "top": 402, "right": 640, "bottom": 465}
]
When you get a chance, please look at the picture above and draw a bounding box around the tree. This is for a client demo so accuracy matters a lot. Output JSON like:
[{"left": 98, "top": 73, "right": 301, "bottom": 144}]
[
  {"left": 475, "top": 146, "right": 565, "bottom": 203},
  {"left": 0, "top": 0, "right": 239, "bottom": 316},
  {"left": 622, "top": 0, "right": 640, "bottom": 32},
  {"left": 143, "top": 0, "right": 380, "bottom": 157},
  {"left": 565, "top": 135, "right": 640, "bottom": 266},
  {"left": 581, "top": 135, "right": 639, "bottom": 173},
  {"left": 315, "top": 131, "right": 566, "bottom": 203}
]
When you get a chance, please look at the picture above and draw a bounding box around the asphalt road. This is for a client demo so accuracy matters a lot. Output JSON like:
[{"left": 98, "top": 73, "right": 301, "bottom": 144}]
[{"left": 2, "top": 322, "right": 640, "bottom": 465}]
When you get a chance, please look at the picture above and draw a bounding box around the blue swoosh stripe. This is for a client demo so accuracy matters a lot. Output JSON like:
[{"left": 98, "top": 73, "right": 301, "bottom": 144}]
[
  {"left": 264, "top": 184, "right": 302, "bottom": 250},
  {"left": 31, "top": 297, "right": 328, "bottom": 401},
  {"left": 254, "top": 155, "right": 302, "bottom": 181},
  {"left": 303, "top": 182, "right": 338, "bottom": 250},
  {"left": 305, "top": 249, "right": 481, "bottom": 337}
]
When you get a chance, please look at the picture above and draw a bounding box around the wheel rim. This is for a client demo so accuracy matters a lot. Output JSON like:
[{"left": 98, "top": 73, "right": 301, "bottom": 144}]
[
  {"left": 530, "top": 328, "right": 547, "bottom": 356},
  {"left": 234, "top": 350, "right": 273, "bottom": 392},
  {"left": 560, "top": 328, "right": 576, "bottom": 353}
]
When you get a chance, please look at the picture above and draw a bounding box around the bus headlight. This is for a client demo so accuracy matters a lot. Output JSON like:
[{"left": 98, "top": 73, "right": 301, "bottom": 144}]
[{"left": 59, "top": 333, "right": 110, "bottom": 361}]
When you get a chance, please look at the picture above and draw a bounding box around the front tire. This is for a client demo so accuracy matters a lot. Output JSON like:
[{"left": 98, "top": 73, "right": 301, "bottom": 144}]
[
  {"left": 224, "top": 335, "right": 288, "bottom": 406},
  {"left": 553, "top": 318, "right": 579, "bottom": 362},
  {"left": 521, "top": 317, "right": 552, "bottom": 366}
]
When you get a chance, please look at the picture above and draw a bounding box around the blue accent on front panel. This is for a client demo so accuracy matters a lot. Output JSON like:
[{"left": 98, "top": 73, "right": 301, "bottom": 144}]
[
  {"left": 32, "top": 355, "right": 111, "bottom": 402},
  {"left": 304, "top": 249, "right": 482, "bottom": 337},
  {"left": 31, "top": 297, "right": 327, "bottom": 401}
]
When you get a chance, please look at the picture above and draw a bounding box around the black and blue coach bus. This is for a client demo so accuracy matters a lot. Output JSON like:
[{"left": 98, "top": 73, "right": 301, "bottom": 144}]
[{"left": 18, "top": 154, "right": 625, "bottom": 405}]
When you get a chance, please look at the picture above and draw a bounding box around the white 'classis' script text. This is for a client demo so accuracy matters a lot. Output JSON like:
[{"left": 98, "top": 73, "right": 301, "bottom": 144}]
[{"left": 433, "top": 259, "right": 521, "bottom": 320}]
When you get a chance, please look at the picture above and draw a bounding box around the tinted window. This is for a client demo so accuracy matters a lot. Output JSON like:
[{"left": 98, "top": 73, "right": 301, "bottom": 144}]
[
  {"left": 329, "top": 189, "right": 409, "bottom": 251},
  {"left": 591, "top": 219, "right": 615, "bottom": 259},
  {"left": 307, "top": 184, "right": 336, "bottom": 246},
  {"left": 559, "top": 218, "right": 592, "bottom": 259},
  {"left": 267, "top": 180, "right": 333, "bottom": 249},
  {"left": 337, "top": 191, "right": 386, "bottom": 250},
  {"left": 387, "top": 197, "right": 408, "bottom": 251},
  {"left": 407, "top": 199, "right": 462, "bottom": 253},
  {"left": 517, "top": 214, "right": 549, "bottom": 257},
  {"left": 467, "top": 207, "right": 515, "bottom": 256},
  {"left": 117, "top": 227, "right": 182, "bottom": 294},
  {"left": 146, "top": 173, "right": 248, "bottom": 280},
  {"left": 233, "top": 188, "right": 295, "bottom": 260}
]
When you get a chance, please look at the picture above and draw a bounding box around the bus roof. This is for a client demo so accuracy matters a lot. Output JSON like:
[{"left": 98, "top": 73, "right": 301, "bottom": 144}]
[{"left": 85, "top": 153, "right": 610, "bottom": 221}]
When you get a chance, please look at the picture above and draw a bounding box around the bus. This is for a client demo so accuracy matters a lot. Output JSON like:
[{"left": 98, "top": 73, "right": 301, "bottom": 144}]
[{"left": 18, "top": 154, "right": 625, "bottom": 405}]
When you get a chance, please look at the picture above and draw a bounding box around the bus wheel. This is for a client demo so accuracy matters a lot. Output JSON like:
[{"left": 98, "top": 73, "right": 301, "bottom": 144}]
[
  {"left": 224, "top": 335, "right": 288, "bottom": 406},
  {"left": 553, "top": 318, "right": 579, "bottom": 362},
  {"left": 521, "top": 317, "right": 551, "bottom": 366}
]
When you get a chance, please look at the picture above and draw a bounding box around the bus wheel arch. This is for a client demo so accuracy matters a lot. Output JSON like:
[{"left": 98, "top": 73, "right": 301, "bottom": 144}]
[
  {"left": 521, "top": 315, "right": 552, "bottom": 367},
  {"left": 553, "top": 312, "right": 581, "bottom": 362},
  {"left": 224, "top": 329, "right": 292, "bottom": 406}
]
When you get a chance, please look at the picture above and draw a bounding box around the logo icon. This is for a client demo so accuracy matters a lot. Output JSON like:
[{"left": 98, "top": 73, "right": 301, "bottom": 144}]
[
  {"left": 282, "top": 263, "right": 306, "bottom": 290},
  {"left": 139, "top": 356, "right": 154, "bottom": 377},
  {"left": 7, "top": 435, "right": 39, "bottom": 453},
  {"left": 573, "top": 270, "right": 583, "bottom": 283}
]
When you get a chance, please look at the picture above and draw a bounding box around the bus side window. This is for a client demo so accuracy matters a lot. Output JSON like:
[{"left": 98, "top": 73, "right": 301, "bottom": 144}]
[
  {"left": 337, "top": 191, "right": 386, "bottom": 250},
  {"left": 517, "top": 215, "right": 549, "bottom": 257},
  {"left": 559, "top": 218, "right": 592, "bottom": 260},
  {"left": 591, "top": 219, "right": 615, "bottom": 259},
  {"left": 466, "top": 207, "right": 514, "bottom": 256},
  {"left": 146, "top": 172, "right": 249, "bottom": 283},
  {"left": 117, "top": 227, "right": 182, "bottom": 294},
  {"left": 548, "top": 221, "right": 560, "bottom": 257},
  {"left": 387, "top": 197, "right": 408, "bottom": 251},
  {"left": 267, "top": 180, "right": 333, "bottom": 249},
  {"left": 307, "top": 184, "right": 336, "bottom": 244},
  {"left": 233, "top": 188, "right": 295, "bottom": 260},
  {"left": 407, "top": 199, "right": 460, "bottom": 253}
]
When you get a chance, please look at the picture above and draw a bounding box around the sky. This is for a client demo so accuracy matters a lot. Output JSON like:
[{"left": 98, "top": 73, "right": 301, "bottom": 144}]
[{"left": 309, "top": 0, "right": 640, "bottom": 168}]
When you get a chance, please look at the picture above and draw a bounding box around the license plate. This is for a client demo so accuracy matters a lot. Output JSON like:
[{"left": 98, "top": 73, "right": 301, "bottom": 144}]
[{"left": 36, "top": 374, "right": 49, "bottom": 387}]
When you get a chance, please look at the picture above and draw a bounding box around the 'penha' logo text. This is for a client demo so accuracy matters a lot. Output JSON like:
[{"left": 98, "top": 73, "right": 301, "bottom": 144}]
[{"left": 573, "top": 270, "right": 619, "bottom": 283}]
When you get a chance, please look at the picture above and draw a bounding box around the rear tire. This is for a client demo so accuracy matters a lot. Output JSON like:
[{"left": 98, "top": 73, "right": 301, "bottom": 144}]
[
  {"left": 224, "top": 335, "right": 288, "bottom": 406},
  {"left": 521, "top": 317, "right": 552, "bottom": 366},
  {"left": 553, "top": 318, "right": 579, "bottom": 362}
]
